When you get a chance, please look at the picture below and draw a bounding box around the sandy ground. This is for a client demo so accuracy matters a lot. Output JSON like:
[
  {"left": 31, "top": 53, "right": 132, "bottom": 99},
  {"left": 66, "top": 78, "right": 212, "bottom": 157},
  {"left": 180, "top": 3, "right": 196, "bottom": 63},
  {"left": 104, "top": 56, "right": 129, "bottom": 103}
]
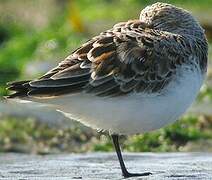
[{"left": 0, "top": 152, "right": 212, "bottom": 180}]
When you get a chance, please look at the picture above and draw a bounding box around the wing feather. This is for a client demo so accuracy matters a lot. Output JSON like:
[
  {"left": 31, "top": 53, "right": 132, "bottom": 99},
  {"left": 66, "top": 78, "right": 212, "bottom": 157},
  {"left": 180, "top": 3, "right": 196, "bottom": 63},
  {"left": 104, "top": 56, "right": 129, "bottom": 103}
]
[
  {"left": 7, "top": 20, "right": 188, "bottom": 99},
  {"left": 29, "top": 74, "right": 90, "bottom": 88}
]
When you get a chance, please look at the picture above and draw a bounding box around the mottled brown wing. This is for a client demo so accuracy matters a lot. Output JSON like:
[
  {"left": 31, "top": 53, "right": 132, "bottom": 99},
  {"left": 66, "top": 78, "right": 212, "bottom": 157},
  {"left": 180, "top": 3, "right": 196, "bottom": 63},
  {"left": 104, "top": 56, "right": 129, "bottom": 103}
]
[{"left": 7, "top": 20, "right": 185, "bottom": 98}]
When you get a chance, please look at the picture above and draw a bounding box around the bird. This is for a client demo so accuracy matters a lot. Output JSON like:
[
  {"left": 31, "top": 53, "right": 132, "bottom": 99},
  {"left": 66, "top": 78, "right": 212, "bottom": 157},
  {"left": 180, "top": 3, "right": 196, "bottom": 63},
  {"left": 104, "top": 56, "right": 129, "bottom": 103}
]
[{"left": 6, "top": 2, "right": 208, "bottom": 178}]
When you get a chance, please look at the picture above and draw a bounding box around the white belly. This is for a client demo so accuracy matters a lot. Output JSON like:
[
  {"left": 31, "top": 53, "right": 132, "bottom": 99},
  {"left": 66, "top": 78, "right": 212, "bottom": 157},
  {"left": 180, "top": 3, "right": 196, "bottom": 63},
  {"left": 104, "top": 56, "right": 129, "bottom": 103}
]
[{"left": 34, "top": 66, "right": 204, "bottom": 135}]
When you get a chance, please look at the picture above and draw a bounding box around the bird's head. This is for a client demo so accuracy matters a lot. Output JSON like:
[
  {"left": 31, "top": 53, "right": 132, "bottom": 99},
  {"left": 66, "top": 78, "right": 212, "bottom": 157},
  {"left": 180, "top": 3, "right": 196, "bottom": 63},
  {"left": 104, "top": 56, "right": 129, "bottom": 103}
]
[{"left": 140, "top": 2, "right": 205, "bottom": 38}]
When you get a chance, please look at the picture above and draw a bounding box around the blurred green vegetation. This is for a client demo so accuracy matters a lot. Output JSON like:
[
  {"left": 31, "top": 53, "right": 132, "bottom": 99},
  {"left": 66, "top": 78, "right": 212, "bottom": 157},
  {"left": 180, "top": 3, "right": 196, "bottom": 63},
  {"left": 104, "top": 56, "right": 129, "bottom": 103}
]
[
  {"left": 0, "top": 115, "right": 211, "bottom": 154},
  {"left": 0, "top": 116, "right": 97, "bottom": 154},
  {"left": 0, "top": 0, "right": 212, "bottom": 153}
]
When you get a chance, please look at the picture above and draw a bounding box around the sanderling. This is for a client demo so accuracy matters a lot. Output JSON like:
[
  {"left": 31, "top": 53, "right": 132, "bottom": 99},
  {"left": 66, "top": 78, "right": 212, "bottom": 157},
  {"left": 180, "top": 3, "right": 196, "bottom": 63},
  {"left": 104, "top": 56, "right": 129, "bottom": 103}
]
[{"left": 6, "top": 2, "right": 208, "bottom": 178}]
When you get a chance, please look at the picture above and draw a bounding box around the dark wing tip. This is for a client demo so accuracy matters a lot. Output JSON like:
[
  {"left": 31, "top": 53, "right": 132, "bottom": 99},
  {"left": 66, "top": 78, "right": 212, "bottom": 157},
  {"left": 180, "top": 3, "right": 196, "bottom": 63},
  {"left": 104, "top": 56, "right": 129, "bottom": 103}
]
[
  {"left": 6, "top": 80, "right": 30, "bottom": 86},
  {"left": 6, "top": 80, "right": 31, "bottom": 99},
  {"left": 4, "top": 93, "right": 22, "bottom": 99}
]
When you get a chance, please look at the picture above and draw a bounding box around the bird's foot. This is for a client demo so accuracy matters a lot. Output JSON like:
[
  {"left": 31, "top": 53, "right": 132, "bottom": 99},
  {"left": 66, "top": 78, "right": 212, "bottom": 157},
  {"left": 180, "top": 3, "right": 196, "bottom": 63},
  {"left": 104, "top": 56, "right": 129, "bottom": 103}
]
[{"left": 123, "top": 171, "right": 152, "bottom": 178}]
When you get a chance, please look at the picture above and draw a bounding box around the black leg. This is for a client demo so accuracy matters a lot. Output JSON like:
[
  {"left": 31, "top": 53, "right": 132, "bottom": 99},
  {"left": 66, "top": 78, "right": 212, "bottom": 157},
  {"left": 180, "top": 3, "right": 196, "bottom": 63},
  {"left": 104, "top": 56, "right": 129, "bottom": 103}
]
[{"left": 111, "top": 134, "right": 152, "bottom": 178}]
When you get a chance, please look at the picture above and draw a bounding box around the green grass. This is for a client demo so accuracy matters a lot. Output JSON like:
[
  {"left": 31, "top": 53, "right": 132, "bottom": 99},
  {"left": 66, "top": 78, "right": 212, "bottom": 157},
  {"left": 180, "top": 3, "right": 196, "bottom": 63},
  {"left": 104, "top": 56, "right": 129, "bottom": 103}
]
[
  {"left": 0, "top": 116, "right": 97, "bottom": 154},
  {"left": 0, "top": 115, "right": 211, "bottom": 154},
  {"left": 93, "top": 115, "right": 212, "bottom": 152},
  {"left": 75, "top": 0, "right": 212, "bottom": 22}
]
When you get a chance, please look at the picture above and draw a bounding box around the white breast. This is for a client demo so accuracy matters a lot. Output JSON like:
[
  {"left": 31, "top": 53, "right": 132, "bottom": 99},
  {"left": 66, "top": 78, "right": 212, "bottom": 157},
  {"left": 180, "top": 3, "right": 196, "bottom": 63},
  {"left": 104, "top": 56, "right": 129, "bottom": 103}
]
[{"left": 34, "top": 64, "right": 204, "bottom": 135}]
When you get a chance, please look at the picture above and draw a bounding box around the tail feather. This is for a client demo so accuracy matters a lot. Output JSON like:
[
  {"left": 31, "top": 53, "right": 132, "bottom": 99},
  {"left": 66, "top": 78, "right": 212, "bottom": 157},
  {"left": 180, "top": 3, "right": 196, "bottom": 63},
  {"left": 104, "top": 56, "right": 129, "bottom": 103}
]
[
  {"left": 6, "top": 78, "right": 88, "bottom": 99},
  {"left": 6, "top": 80, "right": 31, "bottom": 99}
]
